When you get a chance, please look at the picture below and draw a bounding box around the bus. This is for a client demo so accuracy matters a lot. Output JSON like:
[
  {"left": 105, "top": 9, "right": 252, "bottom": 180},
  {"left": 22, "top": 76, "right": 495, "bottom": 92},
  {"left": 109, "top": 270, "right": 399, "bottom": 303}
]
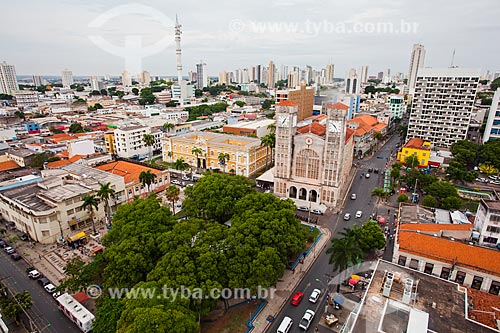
[{"left": 56, "top": 293, "right": 95, "bottom": 333}]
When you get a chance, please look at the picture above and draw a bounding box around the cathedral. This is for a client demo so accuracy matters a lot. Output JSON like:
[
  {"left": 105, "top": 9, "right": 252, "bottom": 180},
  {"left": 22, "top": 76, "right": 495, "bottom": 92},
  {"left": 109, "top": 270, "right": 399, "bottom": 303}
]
[{"left": 273, "top": 100, "right": 354, "bottom": 211}]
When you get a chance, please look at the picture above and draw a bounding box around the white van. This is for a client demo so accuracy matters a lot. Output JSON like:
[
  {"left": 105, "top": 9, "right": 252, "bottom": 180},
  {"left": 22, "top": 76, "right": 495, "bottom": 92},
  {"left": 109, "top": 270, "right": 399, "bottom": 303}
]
[{"left": 277, "top": 316, "right": 293, "bottom": 333}]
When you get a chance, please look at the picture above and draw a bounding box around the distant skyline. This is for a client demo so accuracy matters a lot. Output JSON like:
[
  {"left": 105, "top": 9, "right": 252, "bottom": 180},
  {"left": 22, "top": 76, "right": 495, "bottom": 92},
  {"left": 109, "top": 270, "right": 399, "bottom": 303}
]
[{"left": 2, "top": 0, "right": 499, "bottom": 77}]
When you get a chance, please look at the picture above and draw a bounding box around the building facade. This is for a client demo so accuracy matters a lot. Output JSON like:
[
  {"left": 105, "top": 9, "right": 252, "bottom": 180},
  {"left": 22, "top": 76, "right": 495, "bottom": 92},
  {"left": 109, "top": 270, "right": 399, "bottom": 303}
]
[
  {"left": 388, "top": 94, "right": 405, "bottom": 119},
  {"left": 222, "top": 118, "right": 275, "bottom": 138},
  {"left": 345, "top": 68, "right": 359, "bottom": 94},
  {"left": 196, "top": 62, "right": 208, "bottom": 89},
  {"left": 273, "top": 101, "right": 354, "bottom": 211},
  {"left": 482, "top": 88, "right": 500, "bottom": 143},
  {"left": 113, "top": 125, "right": 155, "bottom": 159},
  {"left": 407, "top": 43, "right": 425, "bottom": 95},
  {"left": 474, "top": 199, "right": 500, "bottom": 247},
  {"left": 0, "top": 61, "right": 19, "bottom": 95},
  {"left": 407, "top": 68, "right": 480, "bottom": 148},
  {"left": 397, "top": 138, "right": 431, "bottom": 167},
  {"left": 163, "top": 131, "right": 270, "bottom": 177},
  {"left": 61, "top": 69, "right": 73, "bottom": 88},
  {"left": 347, "top": 115, "right": 386, "bottom": 158},
  {"left": 275, "top": 81, "right": 314, "bottom": 122}
]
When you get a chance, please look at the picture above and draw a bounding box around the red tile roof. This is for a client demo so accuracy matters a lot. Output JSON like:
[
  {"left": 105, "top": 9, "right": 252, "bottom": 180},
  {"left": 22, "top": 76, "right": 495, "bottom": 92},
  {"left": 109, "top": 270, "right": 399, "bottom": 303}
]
[
  {"left": 345, "top": 127, "right": 354, "bottom": 144},
  {"left": 277, "top": 100, "right": 298, "bottom": 107},
  {"left": 404, "top": 137, "right": 430, "bottom": 150},
  {"left": 46, "top": 160, "right": 71, "bottom": 168},
  {"left": 398, "top": 231, "right": 500, "bottom": 277},
  {"left": 373, "top": 123, "right": 387, "bottom": 133},
  {"left": 297, "top": 122, "right": 326, "bottom": 137},
  {"left": 466, "top": 287, "right": 500, "bottom": 330},
  {"left": 400, "top": 223, "right": 473, "bottom": 232},
  {"left": 95, "top": 161, "right": 163, "bottom": 184},
  {"left": 69, "top": 155, "right": 83, "bottom": 163},
  {"left": 0, "top": 160, "right": 19, "bottom": 171},
  {"left": 326, "top": 102, "right": 349, "bottom": 110}
]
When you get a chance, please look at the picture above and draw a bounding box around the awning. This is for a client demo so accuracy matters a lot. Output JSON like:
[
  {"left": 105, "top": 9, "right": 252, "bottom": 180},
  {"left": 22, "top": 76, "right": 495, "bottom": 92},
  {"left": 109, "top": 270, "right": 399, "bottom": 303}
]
[
  {"left": 351, "top": 275, "right": 361, "bottom": 281},
  {"left": 256, "top": 167, "right": 274, "bottom": 183},
  {"left": 333, "top": 295, "right": 344, "bottom": 305},
  {"left": 92, "top": 245, "right": 104, "bottom": 254},
  {"left": 378, "top": 217, "right": 386, "bottom": 223},
  {"left": 349, "top": 278, "right": 359, "bottom": 285},
  {"left": 67, "top": 231, "right": 86, "bottom": 243}
]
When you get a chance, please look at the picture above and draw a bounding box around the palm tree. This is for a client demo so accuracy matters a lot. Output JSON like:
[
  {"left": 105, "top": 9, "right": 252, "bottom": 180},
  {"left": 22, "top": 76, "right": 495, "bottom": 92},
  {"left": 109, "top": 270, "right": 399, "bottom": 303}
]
[
  {"left": 267, "top": 123, "right": 276, "bottom": 134},
  {"left": 326, "top": 237, "right": 363, "bottom": 292},
  {"left": 191, "top": 146, "right": 203, "bottom": 171},
  {"left": 260, "top": 134, "right": 275, "bottom": 167},
  {"left": 167, "top": 150, "right": 173, "bottom": 162},
  {"left": 143, "top": 134, "right": 154, "bottom": 163},
  {"left": 338, "top": 226, "right": 361, "bottom": 239},
  {"left": 163, "top": 122, "right": 174, "bottom": 134},
  {"left": 96, "top": 182, "right": 115, "bottom": 225},
  {"left": 173, "top": 158, "right": 190, "bottom": 172},
  {"left": 218, "top": 152, "right": 230, "bottom": 173},
  {"left": 371, "top": 187, "right": 388, "bottom": 204},
  {"left": 81, "top": 194, "right": 100, "bottom": 235},
  {"left": 165, "top": 185, "right": 180, "bottom": 215},
  {"left": 139, "top": 169, "right": 157, "bottom": 193}
]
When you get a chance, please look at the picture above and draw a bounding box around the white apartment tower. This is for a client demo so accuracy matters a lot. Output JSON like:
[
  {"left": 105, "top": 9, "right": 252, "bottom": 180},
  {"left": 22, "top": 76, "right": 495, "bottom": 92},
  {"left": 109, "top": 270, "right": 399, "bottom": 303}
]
[
  {"left": 407, "top": 67, "right": 480, "bottom": 148},
  {"left": 268, "top": 60, "right": 276, "bottom": 88},
  {"left": 325, "top": 64, "right": 334, "bottom": 84},
  {"left": 32, "top": 75, "right": 43, "bottom": 87},
  {"left": 360, "top": 65, "right": 369, "bottom": 84},
  {"left": 140, "top": 70, "right": 151, "bottom": 85},
  {"left": 121, "top": 70, "right": 132, "bottom": 87},
  {"left": 0, "top": 62, "right": 18, "bottom": 95},
  {"left": 345, "top": 68, "right": 359, "bottom": 94},
  {"left": 483, "top": 88, "right": 500, "bottom": 143},
  {"left": 196, "top": 61, "right": 207, "bottom": 89},
  {"left": 61, "top": 68, "right": 74, "bottom": 88},
  {"left": 90, "top": 76, "right": 103, "bottom": 91},
  {"left": 407, "top": 44, "right": 425, "bottom": 95}
]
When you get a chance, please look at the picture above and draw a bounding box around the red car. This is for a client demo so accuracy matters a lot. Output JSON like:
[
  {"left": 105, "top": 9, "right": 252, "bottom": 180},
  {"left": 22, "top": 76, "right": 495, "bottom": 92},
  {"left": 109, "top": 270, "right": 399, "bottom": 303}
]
[{"left": 290, "top": 292, "right": 304, "bottom": 306}]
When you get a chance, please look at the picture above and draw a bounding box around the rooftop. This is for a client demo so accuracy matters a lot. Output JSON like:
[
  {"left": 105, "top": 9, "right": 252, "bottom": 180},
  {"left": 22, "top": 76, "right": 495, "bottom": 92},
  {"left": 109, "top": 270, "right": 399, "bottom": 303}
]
[
  {"left": 297, "top": 122, "right": 326, "bottom": 137},
  {"left": 351, "top": 260, "right": 495, "bottom": 333},
  {"left": 7, "top": 148, "right": 34, "bottom": 158},
  {"left": 0, "top": 183, "right": 55, "bottom": 212},
  {"left": 276, "top": 100, "right": 298, "bottom": 107},
  {"left": 223, "top": 118, "right": 275, "bottom": 130},
  {"left": 172, "top": 131, "right": 263, "bottom": 150},
  {"left": 326, "top": 102, "right": 349, "bottom": 110},
  {"left": 95, "top": 160, "right": 163, "bottom": 184},
  {"left": 0, "top": 160, "right": 20, "bottom": 172},
  {"left": 404, "top": 138, "right": 431, "bottom": 150},
  {"left": 417, "top": 67, "right": 482, "bottom": 78},
  {"left": 116, "top": 125, "right": 148, "bottom": 132}
]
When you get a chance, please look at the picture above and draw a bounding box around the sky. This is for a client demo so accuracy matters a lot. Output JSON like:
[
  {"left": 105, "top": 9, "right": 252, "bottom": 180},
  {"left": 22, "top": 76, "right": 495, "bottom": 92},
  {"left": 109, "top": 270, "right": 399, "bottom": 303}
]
[{"left": 2, "top": 0, "right": 499, "bottom": 78}]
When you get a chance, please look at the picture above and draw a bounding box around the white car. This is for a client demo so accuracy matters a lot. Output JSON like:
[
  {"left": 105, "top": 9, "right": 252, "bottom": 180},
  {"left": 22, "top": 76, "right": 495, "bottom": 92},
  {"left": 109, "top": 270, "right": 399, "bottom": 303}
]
[
  {"left": 351, "top": 193, "right": 357, "bottom": 200},
  {"left": 343, "top": 213, "right": 351, "bottom": 221},
  {"left": 309, "top": 289, "right": 321, "bottom": 303},
  {"left": 171, "top": 180, "right": 181, "bottom": 185},
  {"left": 298, "top": 309, "right": 315, "bottom": 330},
  {"left": 44, "top": 283, "right": 56, "bottom": 294},
  {"left": 366, "top": 173, "right": 370, "bottom": 178},
  {"left": 28, "top": 270, "right": 40, "bottom": 279},
  {"left": 4, "top": 246, "right": 14, "bottom": 254},
  {"left": 181, "top": 175, "right": 190, "bottom": 181},
  {"left": 356, "top": 210, "right": 363, "bottom": 218},
  {"left": 311, "top": 209, "right": 323, "bottom": 215}
]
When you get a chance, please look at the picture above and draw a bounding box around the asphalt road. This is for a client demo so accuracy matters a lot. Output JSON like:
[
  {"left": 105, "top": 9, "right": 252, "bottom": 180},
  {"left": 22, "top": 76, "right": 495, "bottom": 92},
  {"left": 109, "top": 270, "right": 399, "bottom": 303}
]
[
  {"left": 0, "top": 251, "right": 81, "bottom": 333},
  {"left": 268, "top": 134, "right": 401, "bottom": 332}
]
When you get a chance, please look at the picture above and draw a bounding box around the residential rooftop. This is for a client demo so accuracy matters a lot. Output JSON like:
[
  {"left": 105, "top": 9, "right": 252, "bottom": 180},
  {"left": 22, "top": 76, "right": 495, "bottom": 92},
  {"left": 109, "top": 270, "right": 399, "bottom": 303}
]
[{"left": 95, "top": 160, "right": 163, "bottom": 184}]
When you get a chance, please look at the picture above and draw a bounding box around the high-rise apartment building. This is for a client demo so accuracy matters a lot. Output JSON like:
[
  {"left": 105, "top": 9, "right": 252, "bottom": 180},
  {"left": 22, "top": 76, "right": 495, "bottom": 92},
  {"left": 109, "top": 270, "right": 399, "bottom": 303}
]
[
  {"left": 218, "top": 71, "right": 229, "bottom": 85},
  {"left": 407, "top": 44, "right": 425, "bottom": 94},
  {"left": 90, "top": 76, "right": 104, "bottom": 91},
  {"left": 61, "top": 69, "right": 74, "bottom": 88},
  {"left": 360, "top": 65, "right": 369, "bottom": 84},
  {"left": 407, "top": 67, "right": 480, "bottom": 148},
  {"left": 121, "top": 70, "right": 132, "bottom": 87},
  {"left": 482, "top": 88, "right": 500, "bottom": 143},
  {"left": 267, "top": 60, "right": 276, "bottom": 88},
  {"left": 275, "top": 81, "right": 314, "bottom": 122},
  {"left": 325, "top": 64, "right": 335, "bottom": 84},
  {"left": 196, "top": 61, "right": 208, "bottom": 89},
  {"left": 32, "top": 75, "right": 43, "bottom": 87},
  {"left": 140, "top": 70, "right": 151, "bottom": 85},
  {"left": 345, "top": 68, "right": 359, "bottom": 94},
  {"left": 287, "top": 70, "right": 300, "bottom": 88},
  {"left": 0, "top": 62, "right": 19, "bottom": 95}
]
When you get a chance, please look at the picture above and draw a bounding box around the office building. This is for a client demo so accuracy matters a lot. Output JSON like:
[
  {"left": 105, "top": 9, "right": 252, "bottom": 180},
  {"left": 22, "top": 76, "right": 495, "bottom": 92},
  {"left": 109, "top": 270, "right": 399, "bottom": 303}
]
[
  {"left": 287, "top": 70, "right": 300, "bottom": 88},
  {"left": 275, "top": 81, "right": 315, "bottom": 122},
  {"left": 407, "top": 67, "right": 480, "bottom": 148},
  {"left": 61, "top": 69, "right": 74, "bottom": 88},
  {"left": 407, "top": 44, "right": 425, "bottom": 95},
  {"left": 163, "top": 131, "right": 270, "bottom": 177},
  {"left": 196, "top": 61, "right": 208, "bottom": 89},
  {"left": 345, "top": 68, "right": 359, "bottom": 94},
  {"left": 121, "top": 70, "right": 132, "bottom": 87},
  {"left": 0, "top": 62, "right": 19, "bottom": 95},
  {"left": 273, "top": 101, "right": 354, "bottom": 210},
  {"left": 482, "top": 88, "right": 500, "bottom": 143},
  {"left": 360, "top": 65, "right": 369, "bottom": 84}
]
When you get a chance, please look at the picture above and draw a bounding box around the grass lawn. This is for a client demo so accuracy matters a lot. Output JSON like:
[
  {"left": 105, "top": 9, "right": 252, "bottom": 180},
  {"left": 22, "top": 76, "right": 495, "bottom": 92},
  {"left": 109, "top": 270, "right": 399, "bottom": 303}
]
[
  {"left": 461, "top": 200, "right": 479, "bottom": 212},
  {"left": 303, "top": 224, "right": 320, "bottom": 245}
]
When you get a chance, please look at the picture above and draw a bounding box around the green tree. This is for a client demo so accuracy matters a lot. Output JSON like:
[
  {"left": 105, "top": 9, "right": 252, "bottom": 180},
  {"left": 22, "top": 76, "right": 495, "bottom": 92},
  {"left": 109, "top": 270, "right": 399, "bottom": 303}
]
[
  {"left": 191, "top": 146, "right": 203, "bottom": 171},
  {"left": 422, "top": 195, "right": 437, "bottom": 208},
  {"left": 446, "top": 161, "right": 477, "bottom": 184},
  {"left": 162, "top": 122, "right": 174, "bottom": 133},
  {"left": 491, "top": 77, "right": 500, "bottom": 91},
  {"left": 165, "top": 185, "right": 180, "bottom": 215},
  {"left": 167, "top": 150, "right": 173, "bottom": 162},
  {"left": 139, "top": 169, "right": 157, "bottom": 193},
  {"left": 326, "top": 237, "right": 363, "bottom": 292},
  {"left": 371, "top": 187, "right": 387, "bottom": 203},
  {"left": 143, "top": 134, "right": 154, "bottom": 163},
  {"left": 405, "top": 155, "right": 419, "bottom": 168},
  {"left": 391, "top": 167, "right": 401, "bottom": 181},
  {"left": 131, "top": 87, "right": 139, "bottom": 95},
  {"left": 0, "top": 290, "right": 32, "bottom": 321},
  {"left": 441, "top": 196, "right": 462, "bottom": 210},
  {"left": 218, "top": 152, "right": 230, "bottom": 173},
  {"left": 450, "top": 140, "right": 478, "bottom": 170},
  {"left": 261, "top": 99, "right": 273, "bottom": 110},
  {"left": 0, "top": 94, "right": 14, "bottom": 100},
  {"left": 397, "top": 194, "right": 409, "bottom": 203},
  {"left": 90, "top": 90, "right": 101, "bottom": 96},
  {"left": 92, "top": 296, "right": 125, "bottom": 333},
  {"left": 139, "top": 88, "right": 156, "bottom": 105},
  {"left": 260, "top": 133, "right": 275, "bottom": 167},
  {"left": 14, "top": 110, "right": 25, "bottom": 119},
  {"left": 58, "top": 257, "right": 87, "bottom": 293},
  {"left": 97, "top": 182, "right": 116, "bottom": 224},
  {"left": 69, "top": 122, "right": 84, "bottom": 133},
  {"left": 165, "top": 100, "right": 177, "bottom": 107},
  {"left": 234, "top": 100, "right": 246, "bottom": 107},
  {"left": 425, "top": 181, "right": 459, "bottom": 205},
  {"left": 357, "top": 221, "right": 386, "bottom": 254},
  {"left": 173, "top": 157, "right": 190, "bottom": 172},
  {"left": 374, "top": 132, "right": 383, "bottom": 142},
  {"left": 100, "top": 89, "right": 108, "bottom": 96},
  {"left": 183, "top": 173, "right": 254, "bottom": 222},
  {"left": 30, "top": 151, "right": 56, "bottom": 168},
  {"left": 81, "top": 194, "right": 100, "bottom": 235},
  {"left": 480, "top": 139, "right": 500, "bottom": 170}
]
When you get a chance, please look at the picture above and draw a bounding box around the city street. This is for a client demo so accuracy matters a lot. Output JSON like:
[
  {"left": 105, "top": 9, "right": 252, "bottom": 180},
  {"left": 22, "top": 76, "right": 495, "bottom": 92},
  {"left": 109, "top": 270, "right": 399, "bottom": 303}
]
[
  {"left": 267, "top": 133, "right": 401, "bottom": 332},
  {"left": 0, "top": 251, "right": 81, "bottom": 333}
]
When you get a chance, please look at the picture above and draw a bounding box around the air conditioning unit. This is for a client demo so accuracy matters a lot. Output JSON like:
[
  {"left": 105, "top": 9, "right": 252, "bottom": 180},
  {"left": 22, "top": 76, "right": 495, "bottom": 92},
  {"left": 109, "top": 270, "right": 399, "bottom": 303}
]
[
  {"left": 383, "top": 272, "right": 395, "bottom": 297},
  {"left": 402, "top": 279, "right": 413, "bottom": 304}
]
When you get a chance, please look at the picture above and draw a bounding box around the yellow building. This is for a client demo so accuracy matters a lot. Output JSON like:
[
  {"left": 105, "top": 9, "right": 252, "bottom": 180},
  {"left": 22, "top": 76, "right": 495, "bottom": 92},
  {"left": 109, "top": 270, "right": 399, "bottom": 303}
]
[
  {"left": 397, "top": 138, "right": 431, "bottom": 167},
  {"left": 163, "top": 131, "right": 271, "bottom": 177},
  {"left": 103, "top": 131, "right": 115, "bottom": 154}
]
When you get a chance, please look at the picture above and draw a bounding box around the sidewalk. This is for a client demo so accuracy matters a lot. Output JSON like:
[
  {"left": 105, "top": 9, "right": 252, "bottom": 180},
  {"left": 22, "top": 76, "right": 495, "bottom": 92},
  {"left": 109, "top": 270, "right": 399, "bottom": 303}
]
[{"left": 250, "top": 224, "right": 332, "bottom": 333}]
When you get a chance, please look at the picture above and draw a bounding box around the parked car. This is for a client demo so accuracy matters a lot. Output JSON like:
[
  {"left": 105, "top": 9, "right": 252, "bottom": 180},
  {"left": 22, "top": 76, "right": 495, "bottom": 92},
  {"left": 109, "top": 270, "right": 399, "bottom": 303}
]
[
  {"left": 11, "top": 253, "right": 21, "bottom": 261},
  {"left": 365, "top": 173, "right": 370, "bottom": 178},
  {"left": 343, "top": 213, "right": 351, "bottom": 221},
  {"left": 171, "top": 180, "right": 181, "bottom": 185},
  {"left": 26, "top": 267, "right": 36, "bottom": 274},
  {"left": 351, "top": 193, "right": 357, "bottom": 200},
  {"left": 298, "top": 309, "right": 315, "bottom": 330},
  {"left": 290, "top": 291, "right": 304, "bottom": 306},
  {"left": 297, "top": 206, "right": 309, "bottom": 212},
  {"left": 311, "top": 209, "right": 323, "bottom": 215},
  {"left": 186, "top": 183, "right": 194, "bottom": 187},
  {"left": 356, "top": 210, "right": 363, "bottom": 218},
  {"left": 28, "top": 270, "right": 40, "bottom": 279},
  {"left": 170, "top": 173, "right": 178, "bottom": 179},
  {"left": 0, "top": 240, "right": 7, "bottom": 248},
  {"left": 309, "top": 289, "right": 321, "bottom": 303},
  {"left": 18, "top": 232, "right": 28, "bottom": 241},
  {"left": 5, "top": 221, "right": 15, "bottom": 230},
  {"left": 489, "top": 175, "right": 498, "bottom": 180},
  {"left": 44, "top": 284, "right": 56, "bottom": 294},
  {"left": 37, "top": 277, "right": 50, "bottom": 286},
  {"left": 181, "top": 175, "right": 191, "bottom": 181},
  {"left": 4, "top": 246, "right": 14, "bottom": 254}
]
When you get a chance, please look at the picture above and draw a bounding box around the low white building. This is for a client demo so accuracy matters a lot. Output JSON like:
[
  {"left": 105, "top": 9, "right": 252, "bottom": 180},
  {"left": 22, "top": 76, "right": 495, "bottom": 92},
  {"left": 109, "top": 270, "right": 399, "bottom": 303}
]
[
  {"left": 474, "top": 199, "right": 500, "bottom": 247},
  {"left": 67, "top": 140, "right": 95, "bottom": 158},
  {"left": 482, "top": 88, "right": 500, "bottom": 143}
]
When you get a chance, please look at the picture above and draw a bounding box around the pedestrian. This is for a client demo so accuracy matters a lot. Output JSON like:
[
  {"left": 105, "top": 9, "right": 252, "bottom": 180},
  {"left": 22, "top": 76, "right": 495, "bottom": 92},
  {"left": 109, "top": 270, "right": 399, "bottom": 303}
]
[
  {"left": 38, "top": 254, "right": 41, "bottom": 260},
  {"left": 315, "top": 326, "right": 319, "bottom": 332}
]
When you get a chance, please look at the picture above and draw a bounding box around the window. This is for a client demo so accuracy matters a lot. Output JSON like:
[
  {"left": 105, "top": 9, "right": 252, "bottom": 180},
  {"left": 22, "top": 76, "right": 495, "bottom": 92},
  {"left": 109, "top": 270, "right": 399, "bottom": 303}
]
[
  {"left": 41, "top": 230, "right": 50, "bottom": 237},
  {"left": 486, "top": 225, "right": 500, "bottom": 233},
  {"left": 440, "top": 267, "right": 450, "bottom": 280},
  {"left": 489, "top": 281, "right": 500, "bottom": 295},
  {"left": 424, "top": 263, "right": 434, "bottom": 274},
  {"left": 483, "top": 236, "right": 498, "bottom": 244},
  {"left": 409, "top": 259, "right": 419, "bottom": 270},
  {"left": 455, "top": 271, "right": 466, "bottom": 284},
  {"left": 471, "top": 276, "right": 483, "bottom": 290},
  {"left": 398, "top": 256, "right": 407, "bottom": 266}
]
